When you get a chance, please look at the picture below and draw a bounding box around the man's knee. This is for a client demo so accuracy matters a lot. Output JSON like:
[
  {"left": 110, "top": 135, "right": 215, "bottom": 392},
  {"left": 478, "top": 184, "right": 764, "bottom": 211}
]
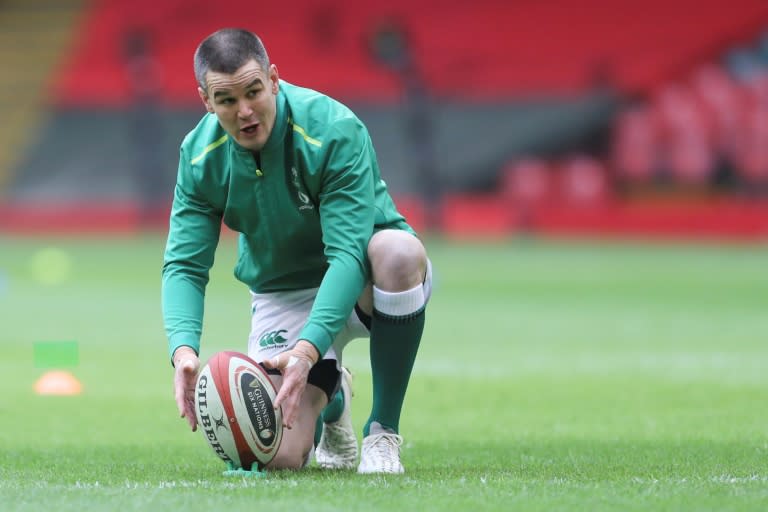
[
  {"left": 368, "top": 230, "right": 427, "bottom": 290},
  {"left": 267, "top": 444, "right": 312, "bottom": 470},
  {"left": 265, "top": 383, "right": 326, "bottom": 470}
]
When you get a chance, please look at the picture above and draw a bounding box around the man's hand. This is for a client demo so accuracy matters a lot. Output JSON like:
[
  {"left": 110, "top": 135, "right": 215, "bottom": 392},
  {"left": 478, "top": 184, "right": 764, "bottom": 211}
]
[
  {"left": 262, "top": 340, "right": 319, "bottom": 430},
  {"left": 173, "top": 346, "right": 200, "bottom": 432}
]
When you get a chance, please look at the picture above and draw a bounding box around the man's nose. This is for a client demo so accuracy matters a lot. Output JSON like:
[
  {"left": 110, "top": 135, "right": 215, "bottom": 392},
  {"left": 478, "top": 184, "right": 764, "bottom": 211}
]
[{"left": 238, "top": 100, "right": 254, "bottom": 118}]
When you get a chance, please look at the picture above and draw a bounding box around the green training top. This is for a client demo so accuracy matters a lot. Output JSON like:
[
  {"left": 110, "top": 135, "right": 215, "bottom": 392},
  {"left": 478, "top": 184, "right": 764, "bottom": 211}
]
[{"left": 162, "top": 80, "right": 411, "bottom": 360}]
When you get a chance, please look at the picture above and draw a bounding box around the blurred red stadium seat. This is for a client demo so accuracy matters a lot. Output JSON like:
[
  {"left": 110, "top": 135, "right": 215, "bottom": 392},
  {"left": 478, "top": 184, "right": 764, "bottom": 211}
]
[
  {"left": 664, "top": 132, "right": 716, "bottom": 186},
  {"left": 611, "top": 107, "right": 659, "bottom": 184},
  {"left": 733, "top": 104, "right": 768, "bottom": 185},
  {"left": 653, "top": 84, "right": 716, "bottom": 186},
  {"left": 557, "top": 155, "right": 612, "bottom": 206},
  {"left": 500, "top": 158, "right": 555, "bottom": 208},
  {"left": 689, "top": 63, "right": 744, "bottom": 158}
]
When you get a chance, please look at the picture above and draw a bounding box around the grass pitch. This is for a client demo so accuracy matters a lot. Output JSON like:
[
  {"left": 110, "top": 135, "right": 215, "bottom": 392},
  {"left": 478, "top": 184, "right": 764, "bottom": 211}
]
[{"left": 1, "top": 234, "right": 767, "bottom": 511}]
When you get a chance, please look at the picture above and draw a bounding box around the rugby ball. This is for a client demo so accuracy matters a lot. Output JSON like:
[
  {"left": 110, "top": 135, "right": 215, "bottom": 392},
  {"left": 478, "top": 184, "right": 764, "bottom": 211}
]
[{"left": 194, "top": 351, "right": 283, "bottom": 470}]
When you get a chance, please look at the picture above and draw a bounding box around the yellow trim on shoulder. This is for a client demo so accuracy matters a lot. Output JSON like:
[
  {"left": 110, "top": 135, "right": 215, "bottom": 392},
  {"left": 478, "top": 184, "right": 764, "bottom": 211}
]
[
  {"left": 288, "top": 118, "right": 322, "bottom": 147},
  {"left": 190, "top": 134, "right": 228, "bottom": 164}
]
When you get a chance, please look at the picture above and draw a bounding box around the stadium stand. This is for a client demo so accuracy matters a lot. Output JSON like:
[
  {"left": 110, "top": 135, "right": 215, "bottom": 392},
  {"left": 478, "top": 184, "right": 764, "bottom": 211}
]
[
  {"left": 51, "top": 0, "right": 768, "bottom": 104},
  {"left": 0, "top": 0, "right": 84, "bottom": 190},
  {"left": 3, "top": 1, "right": 768, "bottom": 237},
  {"left": 607, "top": 53, "right": 768, "bottom": 193}
]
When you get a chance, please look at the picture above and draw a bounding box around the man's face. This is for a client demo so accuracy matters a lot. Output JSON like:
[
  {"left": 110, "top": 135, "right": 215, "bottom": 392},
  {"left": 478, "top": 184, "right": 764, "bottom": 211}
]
[{"left": 199, "top": 59, "right": 279, "bottom": 151}]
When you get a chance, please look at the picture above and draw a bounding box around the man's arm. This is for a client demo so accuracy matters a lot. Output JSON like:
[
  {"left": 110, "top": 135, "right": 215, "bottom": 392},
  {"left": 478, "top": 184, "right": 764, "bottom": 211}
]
[
  {"left": 298, "top": 117, "right": 376, "bottom": 355},
  {"left": 267, "top": 117, "right": 375, "bottom": 428},
  {"left": 162, "top": 148, "right": 223, "bottom": 429}
]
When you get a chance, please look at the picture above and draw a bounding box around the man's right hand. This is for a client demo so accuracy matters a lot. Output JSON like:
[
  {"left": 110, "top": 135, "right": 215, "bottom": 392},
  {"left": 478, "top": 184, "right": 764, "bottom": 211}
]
[
  {"left": 173, "top": 346, "right": 200, "bottom": 431},
  {"left": 262, "top": 340, "right": 318, "bottom": 430}
]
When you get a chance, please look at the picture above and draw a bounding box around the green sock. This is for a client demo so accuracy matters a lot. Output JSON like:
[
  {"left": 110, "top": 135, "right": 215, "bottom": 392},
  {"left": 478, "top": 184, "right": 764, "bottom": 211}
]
[
  {"left": 314, "top": 414, "right": 323, "bottom": 446},
  {"left": 322, "top": 388, "right": 344, "bottom": 423},
  {"left": 363, "top": 308, "right": 425, "bottom": 436}
]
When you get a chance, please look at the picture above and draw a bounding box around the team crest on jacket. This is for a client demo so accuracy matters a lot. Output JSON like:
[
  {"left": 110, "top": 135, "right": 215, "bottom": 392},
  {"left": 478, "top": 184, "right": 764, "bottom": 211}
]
[{"left": 291, "top": 167, "right": 315, "bottom": 211}]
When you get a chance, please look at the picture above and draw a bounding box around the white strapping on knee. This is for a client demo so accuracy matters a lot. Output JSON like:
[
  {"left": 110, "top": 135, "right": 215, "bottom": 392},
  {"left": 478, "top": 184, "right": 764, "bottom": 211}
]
[{"left": 373, "top": 284, "right": 425, "bottom": 318}]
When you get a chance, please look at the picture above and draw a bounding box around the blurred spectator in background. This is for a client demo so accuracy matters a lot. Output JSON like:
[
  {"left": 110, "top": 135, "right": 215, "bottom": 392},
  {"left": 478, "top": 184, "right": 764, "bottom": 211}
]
[
  {"left": 368, "top": 17, "right": 441, "bottom": 229},
  {"left": 123, "top": 26, "right": 167, "bottom": 226}
]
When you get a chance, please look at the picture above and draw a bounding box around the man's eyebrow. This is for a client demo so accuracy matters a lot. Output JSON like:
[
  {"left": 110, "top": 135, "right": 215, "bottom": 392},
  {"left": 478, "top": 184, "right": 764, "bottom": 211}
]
[{"left": 212, "top": 78, "right": 262, "bottom": 99}]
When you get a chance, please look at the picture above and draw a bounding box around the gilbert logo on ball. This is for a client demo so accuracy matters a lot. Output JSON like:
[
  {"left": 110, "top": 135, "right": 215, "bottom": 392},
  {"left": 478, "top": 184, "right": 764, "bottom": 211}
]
[{"left": 195, "top": 351, "right": 282, "bottom": 471}]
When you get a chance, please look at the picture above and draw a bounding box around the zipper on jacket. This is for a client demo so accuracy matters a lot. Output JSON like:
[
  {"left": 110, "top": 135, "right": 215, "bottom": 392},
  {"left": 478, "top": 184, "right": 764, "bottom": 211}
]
[{"left": 253, "top": 151, "right": 263, "bottom": 177}]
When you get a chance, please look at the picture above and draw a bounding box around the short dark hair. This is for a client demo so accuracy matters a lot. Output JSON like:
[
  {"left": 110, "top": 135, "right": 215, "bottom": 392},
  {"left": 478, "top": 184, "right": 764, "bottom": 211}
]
[{"left": 194, "top": 28, "right": 270, "bottom": 92}]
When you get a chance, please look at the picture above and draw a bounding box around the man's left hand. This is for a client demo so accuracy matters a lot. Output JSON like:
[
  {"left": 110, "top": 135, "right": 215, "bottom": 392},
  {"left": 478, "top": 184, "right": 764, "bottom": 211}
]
[{"left": 262, "top": 340, "right": 319, "bottom": 429}]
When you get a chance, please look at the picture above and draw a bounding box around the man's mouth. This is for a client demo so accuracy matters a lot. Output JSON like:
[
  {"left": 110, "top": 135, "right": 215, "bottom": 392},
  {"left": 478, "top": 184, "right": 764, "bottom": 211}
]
[{"left": 241, "top": 123, "right": 259, "bottom": 135}]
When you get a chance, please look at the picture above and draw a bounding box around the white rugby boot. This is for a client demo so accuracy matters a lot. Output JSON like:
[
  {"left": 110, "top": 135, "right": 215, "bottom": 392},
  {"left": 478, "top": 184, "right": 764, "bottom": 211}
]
[
  {"left": 357, "top": 421, "right": 404, "bottom": 474},
  {"left": 315, "top": 367, "right": 358, "bottom": 470}
]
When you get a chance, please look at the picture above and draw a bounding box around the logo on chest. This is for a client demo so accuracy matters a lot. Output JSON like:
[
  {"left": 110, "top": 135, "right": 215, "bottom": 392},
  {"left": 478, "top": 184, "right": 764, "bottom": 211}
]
[{"left": 291, "top": 167, "right": 315, "bottom": 211}]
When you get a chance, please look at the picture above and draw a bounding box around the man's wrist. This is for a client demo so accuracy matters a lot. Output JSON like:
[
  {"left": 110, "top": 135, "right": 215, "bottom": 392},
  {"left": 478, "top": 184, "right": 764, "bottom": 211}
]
[
  {"left": 172, "top": 346, "right": 198, "bottom": 367},
  {"left": 294, "top": 340, "right": 320, "bottom": 365}
]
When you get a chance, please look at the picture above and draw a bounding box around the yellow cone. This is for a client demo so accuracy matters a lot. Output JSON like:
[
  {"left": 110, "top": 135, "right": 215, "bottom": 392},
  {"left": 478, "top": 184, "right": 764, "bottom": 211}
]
[{"left": 34, "top": 371, "right": 83, "bottom": 395}]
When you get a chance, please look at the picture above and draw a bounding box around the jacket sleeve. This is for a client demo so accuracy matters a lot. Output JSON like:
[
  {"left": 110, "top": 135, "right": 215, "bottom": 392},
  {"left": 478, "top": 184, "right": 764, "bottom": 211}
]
[
  {"left": 298, "top": 117, "right": 375, "bottom": 355},
  {"left": 161, "top": 147, "right": 223, "bottom": 361}
]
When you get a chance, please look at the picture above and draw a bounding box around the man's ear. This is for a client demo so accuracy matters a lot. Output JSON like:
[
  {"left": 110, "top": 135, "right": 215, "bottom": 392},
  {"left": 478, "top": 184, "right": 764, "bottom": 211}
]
[
  {"left": 198, "top": 87, "right": 215, "bottom": 113},
  {"left": 269, "top": 64, "right": 280, "bottom": 95}
]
